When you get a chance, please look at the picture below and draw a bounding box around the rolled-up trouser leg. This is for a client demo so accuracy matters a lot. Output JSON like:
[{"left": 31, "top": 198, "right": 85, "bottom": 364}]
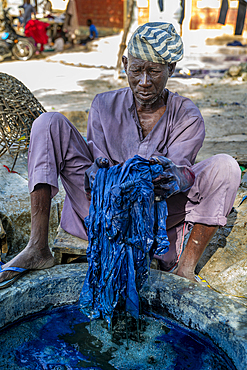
[
  {"left": 155, "top": 154, "right": 241, "bottom": 270},
  {"left": 28, "top": 112, "right": 93, "bottom": 240}
]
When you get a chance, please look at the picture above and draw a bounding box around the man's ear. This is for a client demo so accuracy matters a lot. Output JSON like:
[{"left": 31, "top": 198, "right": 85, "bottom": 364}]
[
  {"left": 168, "top": 62, "right": 176, "bottom": 77},
  {"left": 122, "top": 55, "right": 128, "bottom": 73}
]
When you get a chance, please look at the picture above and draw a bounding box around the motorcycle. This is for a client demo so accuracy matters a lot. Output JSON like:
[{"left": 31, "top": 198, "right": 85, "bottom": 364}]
[{"left": 0, "top": 8, "right": 35, "bottom": 62}]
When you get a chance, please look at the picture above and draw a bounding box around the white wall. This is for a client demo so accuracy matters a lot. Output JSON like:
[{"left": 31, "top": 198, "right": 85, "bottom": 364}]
[{"left": 50, "top": 0, "right": 68, "bottom": 11}]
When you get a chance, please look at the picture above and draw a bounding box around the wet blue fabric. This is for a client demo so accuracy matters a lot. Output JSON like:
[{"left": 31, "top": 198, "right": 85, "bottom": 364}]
[{"left": 79, "top": 155, "right": 176, "bottom": 324}]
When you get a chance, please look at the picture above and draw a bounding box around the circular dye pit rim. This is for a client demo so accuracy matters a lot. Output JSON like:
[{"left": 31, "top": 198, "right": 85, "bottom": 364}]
[{"left": 0, "top": 264, "right": 246, "bottom": 369}]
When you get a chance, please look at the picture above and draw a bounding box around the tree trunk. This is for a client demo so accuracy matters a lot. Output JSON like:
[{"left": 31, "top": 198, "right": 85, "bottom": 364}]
[
  {"left": 34, "top": 0, "right": 38, "bottom": 12},
  {"left": 116, "top": 0, "right": 135, "bottom": 75}
]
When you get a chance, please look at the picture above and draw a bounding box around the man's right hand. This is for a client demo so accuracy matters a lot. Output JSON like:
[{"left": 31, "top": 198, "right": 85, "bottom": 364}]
[{"left": 84, "top": 157, "right": 109, "bottom": 200}]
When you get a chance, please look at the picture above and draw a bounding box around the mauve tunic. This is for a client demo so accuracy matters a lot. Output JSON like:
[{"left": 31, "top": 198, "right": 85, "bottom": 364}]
[
  {"left": 87, "top": 87, "right": 205, "bottom": 168},
  {"left": 28, "top": 88, "right": 241, "bottom": 270}
]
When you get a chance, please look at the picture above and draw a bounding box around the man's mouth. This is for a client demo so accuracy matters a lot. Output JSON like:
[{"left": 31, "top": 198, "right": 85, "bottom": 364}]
[{"left": 137, "top": 92, "right": 154, "bottom": 100}]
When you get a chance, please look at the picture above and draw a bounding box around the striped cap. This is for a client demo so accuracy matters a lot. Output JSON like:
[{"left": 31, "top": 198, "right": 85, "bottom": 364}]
[{"left": 127, "top": 22, "right": 183, "bottom": 64}]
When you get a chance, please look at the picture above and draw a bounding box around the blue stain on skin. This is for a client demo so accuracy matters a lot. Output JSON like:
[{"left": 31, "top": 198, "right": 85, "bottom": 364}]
[{"left": 79, "top": 156, "right": 173, "bottom": 325}]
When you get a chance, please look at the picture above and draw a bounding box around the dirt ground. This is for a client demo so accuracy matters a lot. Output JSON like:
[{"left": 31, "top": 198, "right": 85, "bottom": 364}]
[{"left": 167, "top": 74, "right": 247, "bottom": 164}]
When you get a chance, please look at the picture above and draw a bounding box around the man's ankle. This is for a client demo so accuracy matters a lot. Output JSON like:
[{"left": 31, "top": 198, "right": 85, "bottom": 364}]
[{"left": 176, "top": 267, "right": 195, "bottom": 281}]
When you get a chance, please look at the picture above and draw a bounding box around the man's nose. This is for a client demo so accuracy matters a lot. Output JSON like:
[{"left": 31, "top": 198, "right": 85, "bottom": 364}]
[{"left": 139, "top": 72, "right": 152, "bottom": 87}]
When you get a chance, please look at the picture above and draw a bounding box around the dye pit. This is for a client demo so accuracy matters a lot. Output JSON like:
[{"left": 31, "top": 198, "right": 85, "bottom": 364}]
[{"left": 0, "top": 303, "right": 235, "bottom": 370}]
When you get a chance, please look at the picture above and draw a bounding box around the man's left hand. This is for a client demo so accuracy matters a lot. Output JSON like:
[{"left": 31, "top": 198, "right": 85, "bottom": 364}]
[{"left": 84, "top": 157, "right": 109, "bottom": 200}]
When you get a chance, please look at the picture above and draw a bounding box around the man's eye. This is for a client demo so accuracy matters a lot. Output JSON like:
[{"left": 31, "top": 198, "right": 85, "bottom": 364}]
[
  {"left": 130, "top": 69, "right": 140, "bottom": 73},
  {"left": 150, "top": 70, "right": 161, "bottom": 73}
]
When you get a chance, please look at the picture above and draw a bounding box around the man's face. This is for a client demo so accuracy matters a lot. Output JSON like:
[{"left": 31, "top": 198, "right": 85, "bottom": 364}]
[{"left": 123, "top": 54, "right": 175, "bottom": 106}]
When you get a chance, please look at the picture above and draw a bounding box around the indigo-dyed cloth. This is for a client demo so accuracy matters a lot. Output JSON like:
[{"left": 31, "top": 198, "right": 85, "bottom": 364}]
[
  {"left": 79, "top": 155, "right": 171, "bottom": 324},
  {"left": 158, "top": 0, "right": 164, "bottom": 12},
  {"left": 127, "top": 22, "right": 183, "bottom": 64}
]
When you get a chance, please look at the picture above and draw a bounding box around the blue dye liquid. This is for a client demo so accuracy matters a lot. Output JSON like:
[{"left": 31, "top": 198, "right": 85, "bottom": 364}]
[{"left": 0, "top": 304, "right": 235, "bottom": 370}]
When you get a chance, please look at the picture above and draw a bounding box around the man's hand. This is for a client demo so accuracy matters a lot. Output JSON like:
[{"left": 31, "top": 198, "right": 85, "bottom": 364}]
[
  {"left": 149, "top": 156, "right": 195, "bottom": 200},
  {"left": 84, "top": 157, "right": 109, "bottom": 200}
]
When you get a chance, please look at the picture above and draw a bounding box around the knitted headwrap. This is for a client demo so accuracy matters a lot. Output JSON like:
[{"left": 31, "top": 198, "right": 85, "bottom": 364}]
[{"left": 127, "top": 22, "right": 183, "bottom": 64}]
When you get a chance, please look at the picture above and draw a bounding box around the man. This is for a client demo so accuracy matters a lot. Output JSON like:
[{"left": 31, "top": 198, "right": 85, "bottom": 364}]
[
  {"left": 19, "top": 0, "right": 36, "bottom": 28},
  {"left": 80, "top": 19, "right": 98, "bottom": 45},
  {"left": 17, "top": 9, "right": 24, "bottom": 31},
  {"left": 0, "top": 22, "right": 241, "bottom": 288}
]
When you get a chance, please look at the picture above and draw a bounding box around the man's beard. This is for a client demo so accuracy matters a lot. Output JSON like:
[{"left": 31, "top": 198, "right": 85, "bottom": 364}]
[{"left": 135, "top": 93, "right": 160, "bottom": 106}]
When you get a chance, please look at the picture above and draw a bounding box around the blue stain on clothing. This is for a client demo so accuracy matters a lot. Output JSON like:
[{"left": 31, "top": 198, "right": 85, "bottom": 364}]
[
  {"left": 79, "top": 155, "right": 177, "bottom": 325},
  {"left": 238, "top": 195, "right": 247, "bottom": 207}
]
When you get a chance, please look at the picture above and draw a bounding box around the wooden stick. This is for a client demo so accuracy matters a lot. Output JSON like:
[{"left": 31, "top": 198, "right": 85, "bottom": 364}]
[{"left": 116, "top": 0, "right": 135, "bottom": 75}]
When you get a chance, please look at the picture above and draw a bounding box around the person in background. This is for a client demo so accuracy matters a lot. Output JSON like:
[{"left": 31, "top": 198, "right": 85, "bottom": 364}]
[
  {"left": 19, "top": 0, "right": 36, "bottom": 28},
  {"left": 17, "top": 9, "right": 24, "bottom": 31},
  {"left": 53, "top": 32, "right": 64, "bottom": 52},
  {"left": 80, "top": 19, "right": 98, "bottom": 45},
  {"left": 24, "top": 18, "right": 50, "bottom": 54}
]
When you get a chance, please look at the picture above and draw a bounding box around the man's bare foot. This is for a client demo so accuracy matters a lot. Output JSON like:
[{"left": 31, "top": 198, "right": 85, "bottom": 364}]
[
  {"left": 0, "top": 242, "right": 54, "bottom": 283},
  {"left": 173, "top": 268, "right": 196, "bottom": 282}
]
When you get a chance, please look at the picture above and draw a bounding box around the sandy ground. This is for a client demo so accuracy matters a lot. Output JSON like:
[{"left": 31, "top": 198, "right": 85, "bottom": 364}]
[{"left": 166, "top": 75, "right": 247, "bottom": 163}]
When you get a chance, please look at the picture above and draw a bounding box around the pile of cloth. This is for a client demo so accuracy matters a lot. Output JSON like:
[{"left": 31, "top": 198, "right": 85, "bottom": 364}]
[{"left": 79, "top": 155, "right": 178, "bottom": 325}]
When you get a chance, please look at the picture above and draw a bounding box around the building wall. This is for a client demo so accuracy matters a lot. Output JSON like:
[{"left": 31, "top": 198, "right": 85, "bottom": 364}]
[
  {"left": 190, "top": 0, "right": 247, "bottom": 32},
  {"left": 75, "top": 0, "right": 124, "bottom": 29}
]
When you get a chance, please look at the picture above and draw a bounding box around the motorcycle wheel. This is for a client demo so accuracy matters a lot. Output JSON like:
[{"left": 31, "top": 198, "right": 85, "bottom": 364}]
[{"left": 12, "top": 39, "right": 34, "bottom": 61}]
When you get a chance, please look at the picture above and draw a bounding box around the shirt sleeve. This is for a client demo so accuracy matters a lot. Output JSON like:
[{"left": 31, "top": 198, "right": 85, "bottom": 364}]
[
  {"left": 166, "top": 114, "right": 205, "bottom": 167},
  {"left": 156, "top": 93, "right": 205, "bottom": 168},
  {"left": 87, "top": 95, "right": 113, "bottom": 163}
]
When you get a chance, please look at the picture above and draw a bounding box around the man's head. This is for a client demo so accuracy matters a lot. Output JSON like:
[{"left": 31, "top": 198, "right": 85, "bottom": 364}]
[
  {"left": 87, "top": 19, "right": 92, "bottom": 26},
  {"left": 122, "top": 22, "right": 183, "bottom": 106}
]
